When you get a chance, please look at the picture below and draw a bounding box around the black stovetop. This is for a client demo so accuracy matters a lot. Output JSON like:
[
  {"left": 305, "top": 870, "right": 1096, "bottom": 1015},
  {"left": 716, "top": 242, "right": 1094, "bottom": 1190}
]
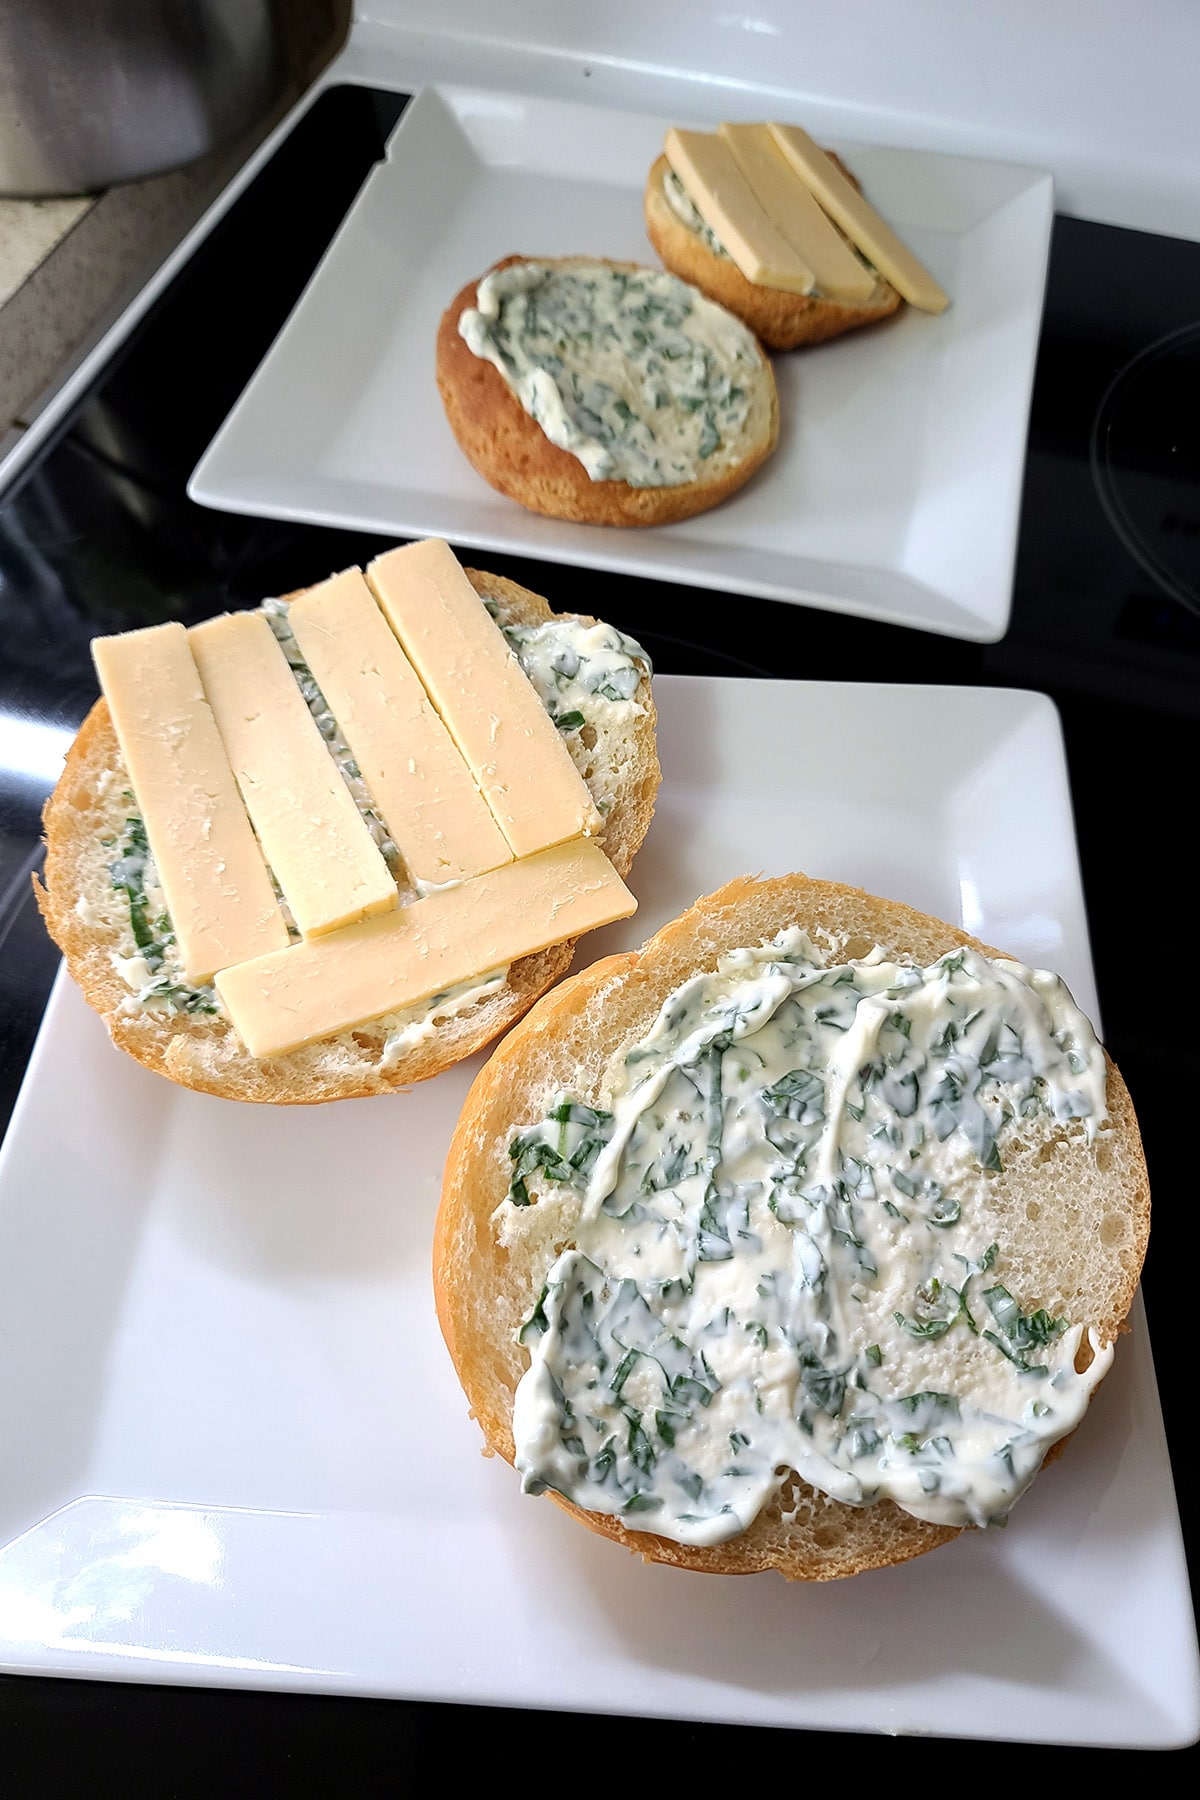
[{"left": 1, "top": 84, "right": 1197, "bottom": 1779}]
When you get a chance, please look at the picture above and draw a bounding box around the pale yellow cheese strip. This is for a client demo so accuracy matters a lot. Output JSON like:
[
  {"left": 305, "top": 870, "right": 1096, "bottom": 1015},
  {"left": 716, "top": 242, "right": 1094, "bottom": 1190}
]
[
  {"left": 92, "top": 622, "right": 289, "bottom": 984},
  {"left": 717, "top": 122, "right": 877, "bottom": 303},
  {"left": 664, "top": 128, "right": 817, "bottom": 294},
  {"left": 285, "top": 568, "right": 513, "bottom": 887},
  {"left": 366, "top": 539, "right": 601, "bottom": 859},
  {"left": 216, "top": 838, "right": 636, "bottom": 1059},
  {"left": 768, "top": 122, "right": 949, "bottom": 312},
  {"left": 189, "top": 610, "right": 397, "bottom": 938}
]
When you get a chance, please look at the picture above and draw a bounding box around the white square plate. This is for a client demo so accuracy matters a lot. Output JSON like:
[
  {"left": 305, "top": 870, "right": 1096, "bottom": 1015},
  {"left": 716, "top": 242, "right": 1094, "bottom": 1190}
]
[
  {"left": 188, "top": 86, "right": 1054, "bottom": 644},
  {"left": 1, "top": 677, "right": 1195, "bottom": 1746}
]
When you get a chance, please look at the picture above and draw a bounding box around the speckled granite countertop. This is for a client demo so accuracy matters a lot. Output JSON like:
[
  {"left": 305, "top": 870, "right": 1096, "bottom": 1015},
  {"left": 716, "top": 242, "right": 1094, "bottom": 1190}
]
[
  {"left": 0, "top": 119, "right": 304, "bottom": 460},
  {"left": 0, "top": 0, "right": 349, "bottom": 463},
  {"left": 0, "top": 197, "right": 92, "bottom": 311}
]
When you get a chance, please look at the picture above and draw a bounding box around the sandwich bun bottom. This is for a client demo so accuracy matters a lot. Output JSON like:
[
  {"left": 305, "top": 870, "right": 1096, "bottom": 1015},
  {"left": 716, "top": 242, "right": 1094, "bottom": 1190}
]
[
  {"left": 434, "top": 874, "right": 1150, "bottom": 1580},
  {"left": 36, "top": 570, "right": 659, "bottom": 1105}
]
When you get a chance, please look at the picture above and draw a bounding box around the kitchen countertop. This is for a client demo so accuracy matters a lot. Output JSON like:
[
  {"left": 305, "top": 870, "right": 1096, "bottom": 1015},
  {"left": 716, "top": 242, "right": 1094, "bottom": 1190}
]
[
  {"left": 0, "top": 0, "right": 350, "bottom": 457},
  {"left": 0, "top": 144, "right": 265, "bottom": 446},
  {"left": 0, "top": 198, "right": 92, "bottom": 309}
]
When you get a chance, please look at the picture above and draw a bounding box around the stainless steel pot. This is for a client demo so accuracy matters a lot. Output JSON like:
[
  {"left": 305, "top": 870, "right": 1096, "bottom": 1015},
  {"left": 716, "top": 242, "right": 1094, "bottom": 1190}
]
[{"left": 0, "top": 0, "right": 288, "bottom": 197}]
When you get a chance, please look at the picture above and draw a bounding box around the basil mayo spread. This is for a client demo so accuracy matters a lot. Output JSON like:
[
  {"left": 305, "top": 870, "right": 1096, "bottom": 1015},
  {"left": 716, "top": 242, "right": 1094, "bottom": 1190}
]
[
  {"left": 458, "top": 261, "right": 760, "bottom": 487},
  {"left": 662, "top": 168, "right": 732, "bottom": 260},
  {"left": 505, "top": 930, "right": 1112, "bottom": 1545},
  {"left": 493, "top": 609, "right": 650, "bottom": 814}
]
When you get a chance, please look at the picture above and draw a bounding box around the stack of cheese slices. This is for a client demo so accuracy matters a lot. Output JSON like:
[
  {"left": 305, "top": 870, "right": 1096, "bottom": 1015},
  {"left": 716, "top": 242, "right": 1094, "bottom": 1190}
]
[
  {"left": 38, "top": 539, "right": 660, "bottom": 1103},
  {"left": 646, "top": 120, "right": 947, "bottom": 348}
]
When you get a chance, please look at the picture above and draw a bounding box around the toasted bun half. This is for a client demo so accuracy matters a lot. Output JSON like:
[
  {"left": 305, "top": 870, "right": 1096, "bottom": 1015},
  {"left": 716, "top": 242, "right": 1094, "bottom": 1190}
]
[
  {"left": 434, "top": 874, "right": 1150, "bottom": 1580},
  {"left": 645, "top": 155, "right": 902, "bottom": 351},
  {"left": 436, "top": 255, "right": 779, "bottom": 527},
  {"left": 36, "top": 571, "right": 660, "bottom": 1105}
]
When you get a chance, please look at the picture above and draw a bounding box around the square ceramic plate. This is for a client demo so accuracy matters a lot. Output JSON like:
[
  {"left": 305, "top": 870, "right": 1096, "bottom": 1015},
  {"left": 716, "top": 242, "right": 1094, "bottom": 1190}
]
[
  {"left": 187, "top": 86, "right": 1054, "bottom": 644},
  {"left": 0, "top": 678, "right": 1195, "bottom": 1746}
]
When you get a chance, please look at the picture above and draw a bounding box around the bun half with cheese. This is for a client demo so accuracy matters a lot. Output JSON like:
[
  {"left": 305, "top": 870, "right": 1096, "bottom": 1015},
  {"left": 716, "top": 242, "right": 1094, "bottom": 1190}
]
[
  {"left": 646, "top": 122, "right": 952, "bottom": 353},
  {"left": 436, "top": 255, "right": 779, "bottom": 526},
  {"left": 645, "top": 153, "right": 901, "bottom": 351},
  {"left": 37, "top": 547, "right": 659, "bottom": 1104},
  {"left": 434, "top": 875, "right": 1149, "bottom": 1580}
]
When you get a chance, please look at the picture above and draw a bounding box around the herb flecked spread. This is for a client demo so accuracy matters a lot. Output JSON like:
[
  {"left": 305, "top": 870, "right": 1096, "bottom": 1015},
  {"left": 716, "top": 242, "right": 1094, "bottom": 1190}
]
[
  {"left": 495, "top": 611, "right": 650, "bottom": 815},
  {"left": 458, "top": 262, "right": 760, "bottom": 487},
  {"left": 662, "top": 168, "right": 732, "bottom": 261},
  {"left": 261, "top": 597, "right": 405, "bottom": 881},
  {"left": 106, "top": 608, "right": 649, "bottom": 1025},
  {"left": 503, "top": 931, "right": 1113, "bottom": 1546},
  {"left": 107, "top": 806, "right": 217, "bottom": 1015}
]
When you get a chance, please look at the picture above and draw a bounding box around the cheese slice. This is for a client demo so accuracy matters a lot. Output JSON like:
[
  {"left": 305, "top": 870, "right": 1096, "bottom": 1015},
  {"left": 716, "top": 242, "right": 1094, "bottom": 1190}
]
[
  {"left": 216, "top": 838, "right": 636, "bottom": 1059},
  {"left": 92, "top": 622, "right": 289, "bottom": 984},
  {"left": 189, "top": 610, "right": 397, "bottom": 938},
  {"left": 285, "top": 568, "right": 513, "bottom": 888},
  {"left": 663, "top": 128, "right": 817, "bottom": 294},
  {"left": 366, "top": 539, "right": 602, "bottom": 859},
  {"left": 768, "top": 123, "right": 949, "bottom": 313},
  {"left": 717, "top": 122, "right": 877, "bottom": 303}
]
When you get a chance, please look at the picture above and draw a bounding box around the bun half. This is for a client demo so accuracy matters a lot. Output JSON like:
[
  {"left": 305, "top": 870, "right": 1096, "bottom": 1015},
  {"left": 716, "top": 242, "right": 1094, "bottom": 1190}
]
[
  {"left": 37, "top": 570, "right": 659, "bottom": 1104},
  {"left": 436, "top": 255, "right": 779, "bottom": 526},
  {"left": 434, "top": 874, "right": 1149, "bottom": 1579}
]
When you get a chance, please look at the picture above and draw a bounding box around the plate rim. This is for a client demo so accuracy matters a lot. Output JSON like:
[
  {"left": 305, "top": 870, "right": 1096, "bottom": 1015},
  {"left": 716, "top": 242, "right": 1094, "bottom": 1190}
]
[
  {"left": 186, "top": 81, "right": 1055, "bottom": 646},
  {"left": 0, "top": 674, "right": 1193, "bottom": 1747}
]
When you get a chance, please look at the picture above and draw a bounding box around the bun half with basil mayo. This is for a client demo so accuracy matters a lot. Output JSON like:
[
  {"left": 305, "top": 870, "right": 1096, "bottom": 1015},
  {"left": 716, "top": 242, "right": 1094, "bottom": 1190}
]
[
  {"left": 36, "top": 565, "right": 659, "bottom": 1105},
  {"left": 436, "top": 255, "right": 779, "bottom": 526},
  {"left": 434, "top": 875, "right": 1150, "bottom": 1579}
]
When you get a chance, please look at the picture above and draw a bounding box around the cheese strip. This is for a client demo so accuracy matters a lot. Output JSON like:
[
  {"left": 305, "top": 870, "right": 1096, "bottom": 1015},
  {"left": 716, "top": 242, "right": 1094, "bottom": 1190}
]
[
  {"left": 285, "top": 568, "right": 513, "bottom": 887},
  {"left": 366, "top": 539, "right": 602, "bottom": 858},
  {"left": 189, "top": 610, "right": 397, "bottom": 937},
  {"left": 717, "top": 122, "right": 877, "bottom": 303},
  {"left": 664, "top": 128, "right": 817, "bottom": 294},
  {"left": 216, "top": 838, "right": 636, "bottom": 1059},
  {"left": 92, "top": 622, "right": 289, "bottom": 984},
  {"left": 768, "top": 123, "right": 949, "bottom": 313}
]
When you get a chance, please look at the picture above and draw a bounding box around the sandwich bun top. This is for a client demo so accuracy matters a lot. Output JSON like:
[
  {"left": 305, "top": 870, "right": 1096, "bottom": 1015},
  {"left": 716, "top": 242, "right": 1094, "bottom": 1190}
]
[{"left": 437, "top": 255, "right": 779, "bottom": 526}]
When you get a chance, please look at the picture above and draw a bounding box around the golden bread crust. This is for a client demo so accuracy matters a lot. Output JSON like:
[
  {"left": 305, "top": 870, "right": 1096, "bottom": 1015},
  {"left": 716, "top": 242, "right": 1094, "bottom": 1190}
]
[
  {"left": 644, "top": 154, "right": 903, "bottom": 350},
  {"left": 435, "top": 254, "right": 779, "bottom": 526},
  {"left": 434, "top": 874, "right": 1150, "bottom": 1580}
]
